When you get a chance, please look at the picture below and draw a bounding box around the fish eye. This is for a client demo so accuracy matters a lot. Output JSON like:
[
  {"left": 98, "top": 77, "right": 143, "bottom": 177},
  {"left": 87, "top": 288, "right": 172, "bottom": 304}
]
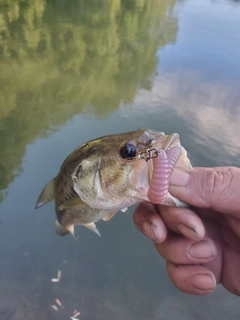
[{"left": 120, "top": 143, "right": 136, "bottom": 159}]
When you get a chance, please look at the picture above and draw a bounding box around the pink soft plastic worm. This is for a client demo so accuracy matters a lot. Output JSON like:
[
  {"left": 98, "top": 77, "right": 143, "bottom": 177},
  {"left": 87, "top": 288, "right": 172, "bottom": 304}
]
[{"left": 148, "top": 146, "right": 182, "bottom": 204}]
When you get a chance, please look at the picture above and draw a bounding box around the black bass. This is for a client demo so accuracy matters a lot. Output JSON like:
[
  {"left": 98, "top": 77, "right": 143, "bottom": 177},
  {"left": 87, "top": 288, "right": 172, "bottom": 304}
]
[{"left": 35, "top": 129, "right": 192, "bottom": 237}]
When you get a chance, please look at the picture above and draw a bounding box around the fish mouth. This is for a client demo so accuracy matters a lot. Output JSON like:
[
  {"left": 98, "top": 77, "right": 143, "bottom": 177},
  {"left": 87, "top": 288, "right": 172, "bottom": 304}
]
[
  {"left": 148, "top": 133, "right": 180, "bottom": 156},
  {"left": 147, "top": 133, "right": 180, "bottom": 183}
]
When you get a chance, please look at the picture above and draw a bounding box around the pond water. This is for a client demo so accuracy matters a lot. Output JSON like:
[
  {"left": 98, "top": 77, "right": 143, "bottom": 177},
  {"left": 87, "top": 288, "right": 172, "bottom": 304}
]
[{"left": 0, "top": 0, "right": 240, "bottom": 319}]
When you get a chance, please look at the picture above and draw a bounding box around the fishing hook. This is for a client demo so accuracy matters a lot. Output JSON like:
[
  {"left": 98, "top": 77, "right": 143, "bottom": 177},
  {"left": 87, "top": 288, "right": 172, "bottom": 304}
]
[{"left": 138, "top": 148, "right": 159, "bottom": 162}]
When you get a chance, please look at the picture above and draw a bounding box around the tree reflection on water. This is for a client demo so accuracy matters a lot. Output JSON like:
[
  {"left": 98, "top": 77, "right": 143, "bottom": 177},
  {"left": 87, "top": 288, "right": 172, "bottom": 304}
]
[{"left": 0, "top": 0, "right": 177, "bottom": 195}]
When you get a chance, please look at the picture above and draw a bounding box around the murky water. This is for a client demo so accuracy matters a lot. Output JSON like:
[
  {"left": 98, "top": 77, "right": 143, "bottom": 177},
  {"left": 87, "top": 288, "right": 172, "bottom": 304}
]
[{"left": 0, "top": 0, "right": 240, "bottom": 319}]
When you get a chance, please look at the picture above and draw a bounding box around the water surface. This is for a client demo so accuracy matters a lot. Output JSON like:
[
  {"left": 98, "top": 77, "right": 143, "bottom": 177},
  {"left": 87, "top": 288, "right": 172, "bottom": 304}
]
[{"left": 0, "top": 0, "right": 240, "bottom": 319}]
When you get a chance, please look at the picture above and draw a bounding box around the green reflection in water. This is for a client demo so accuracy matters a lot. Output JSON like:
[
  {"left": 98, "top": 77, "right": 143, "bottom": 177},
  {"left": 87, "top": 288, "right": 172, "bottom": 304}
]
[{"left": 0, "top": 0, "right": 178, "bottom": 194}]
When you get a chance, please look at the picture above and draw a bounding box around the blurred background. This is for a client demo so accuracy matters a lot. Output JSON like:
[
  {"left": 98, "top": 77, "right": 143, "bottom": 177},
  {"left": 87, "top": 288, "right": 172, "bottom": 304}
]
[{"left": 0, "top": 0, "right": 240, "bottom": 319}]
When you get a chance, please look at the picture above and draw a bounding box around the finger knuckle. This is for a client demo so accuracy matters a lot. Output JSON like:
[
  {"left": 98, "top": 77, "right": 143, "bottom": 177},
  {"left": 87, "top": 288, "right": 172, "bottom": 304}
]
[{"left": 203, "top": 167, "right": 239, "bottom": 205}]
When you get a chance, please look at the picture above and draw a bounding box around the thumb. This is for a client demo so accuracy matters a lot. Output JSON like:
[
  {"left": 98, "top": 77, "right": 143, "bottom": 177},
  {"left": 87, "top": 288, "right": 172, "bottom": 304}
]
[{"left": 169, "top": 167, "right": 240, "bottom": 216}]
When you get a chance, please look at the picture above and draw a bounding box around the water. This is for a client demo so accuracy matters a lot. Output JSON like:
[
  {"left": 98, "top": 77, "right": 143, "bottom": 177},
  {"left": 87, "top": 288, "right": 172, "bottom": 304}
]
[{"left": 0, "top": 0, "right": 240, "bottom": 319}]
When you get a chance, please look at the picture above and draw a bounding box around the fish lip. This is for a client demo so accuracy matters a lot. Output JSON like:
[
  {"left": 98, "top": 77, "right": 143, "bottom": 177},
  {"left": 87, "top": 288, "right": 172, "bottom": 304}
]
[
  {"left": 148, "top": 133, "right": 179, "bottom": 154},
  {"left": 162, "top": 133, "right": 179, "bottom": 151}
]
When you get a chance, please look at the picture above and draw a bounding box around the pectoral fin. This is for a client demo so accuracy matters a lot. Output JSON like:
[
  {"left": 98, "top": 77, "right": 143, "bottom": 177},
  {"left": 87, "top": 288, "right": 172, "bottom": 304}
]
[
  {"left": 58, "top": 197, "right": 85, "bottom": 211},
  {"left": 35, "top": 178, "right": 55, "bottom": 209},
  {"left": 102, "top": 212, "right": 116, "bottom": 221},
  {"left": 83, "top": 222, "right": 101, "bottom": 237}
]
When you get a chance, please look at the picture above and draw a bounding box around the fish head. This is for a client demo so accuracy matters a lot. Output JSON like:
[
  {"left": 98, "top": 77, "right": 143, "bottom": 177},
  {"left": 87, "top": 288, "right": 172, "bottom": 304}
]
[{"left": 69, "top": 129, "right": 191, "bottom": 211}]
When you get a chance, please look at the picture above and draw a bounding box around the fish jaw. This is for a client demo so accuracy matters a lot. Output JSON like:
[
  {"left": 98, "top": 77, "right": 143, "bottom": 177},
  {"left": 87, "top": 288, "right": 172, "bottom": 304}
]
[
  {"left": 131, "top": 133, "right": 192, "bottom": 204},
  {"left": 129, "top": 133, "right": 182, "bottom": 201},
  {"left": 151, "top": 133, "right": 192, "bottom": 170},
  {"left": 128, "top": 156, "right": 151, "bottom": 200}
]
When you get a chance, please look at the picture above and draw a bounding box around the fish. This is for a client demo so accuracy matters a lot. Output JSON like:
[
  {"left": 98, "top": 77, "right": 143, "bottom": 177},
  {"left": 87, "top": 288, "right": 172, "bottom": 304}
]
[
  {"left": 51, "top": 305, "right": 58, "bottom": 311},
  {"left": 55, "top": 299, "right": 63, "bottom": 308},
  {"left": 72, "top": 311, "right": 80, "bottom": 318},
  {"left": 35, "top": 129, "right": 192, "bottom": 238},
  {"left": 51, "top": 270, "right": 61, "bottom": 282}
]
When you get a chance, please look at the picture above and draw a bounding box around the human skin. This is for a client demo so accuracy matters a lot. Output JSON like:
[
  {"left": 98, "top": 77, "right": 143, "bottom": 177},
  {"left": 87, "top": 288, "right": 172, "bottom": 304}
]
[{"left": 133, "top": 167, "right": 240, "bottom": 295}]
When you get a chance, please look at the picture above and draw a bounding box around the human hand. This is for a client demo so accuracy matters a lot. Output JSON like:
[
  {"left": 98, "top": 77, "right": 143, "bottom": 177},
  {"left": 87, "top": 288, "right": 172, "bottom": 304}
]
[{"left": 134, "top": 167, "right": 240, "bottom": 295}]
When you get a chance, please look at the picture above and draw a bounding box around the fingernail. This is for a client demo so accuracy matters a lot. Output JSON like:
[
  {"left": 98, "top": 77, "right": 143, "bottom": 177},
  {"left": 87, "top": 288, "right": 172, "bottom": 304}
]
[
  {"left": 142, "top": 221, "right": 155, "bottom": 242},
  {"left": 177, "top": 224, "right": 199, "bottom": 241},
  {"left": 191, "top": 273, "right": 216, "bottom": 291},
  {"left": 189, "top": 241, "right": 215, "bottom": 259},
  {"left": 170, "top": 168, "right": 190, "bottom": 187}
]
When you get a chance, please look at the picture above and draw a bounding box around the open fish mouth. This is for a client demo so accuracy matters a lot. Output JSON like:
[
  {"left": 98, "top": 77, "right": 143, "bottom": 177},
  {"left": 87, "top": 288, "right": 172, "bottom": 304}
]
[{"left": 141, "top": 133, "right": 181, "bottom": 185}]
